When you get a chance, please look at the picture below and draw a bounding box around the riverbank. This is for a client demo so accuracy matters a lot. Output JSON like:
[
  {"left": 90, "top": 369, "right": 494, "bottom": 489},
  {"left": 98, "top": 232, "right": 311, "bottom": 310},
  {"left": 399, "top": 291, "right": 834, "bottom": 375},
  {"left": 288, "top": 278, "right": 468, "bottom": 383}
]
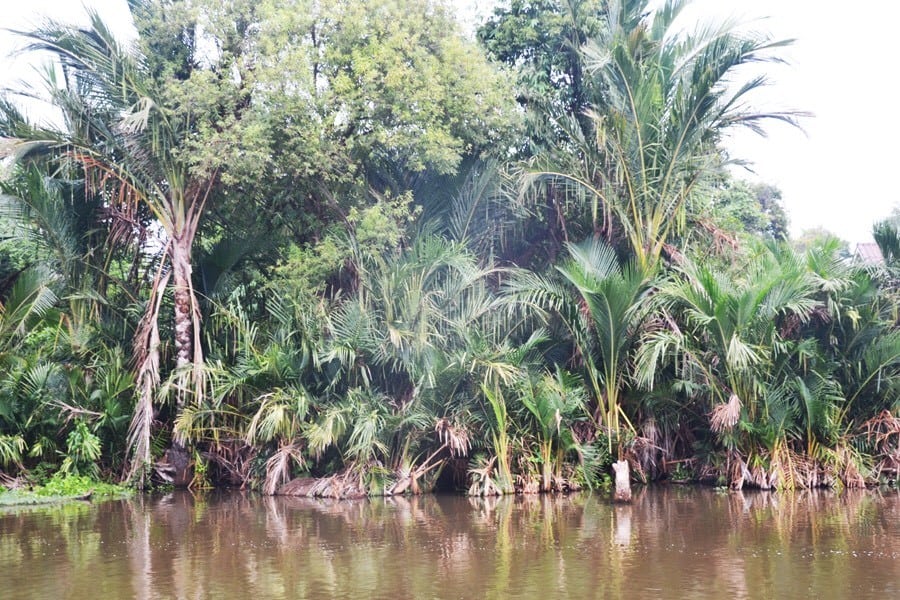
[{"left": 0, "top": 474, "right": 132, "bottom": 507}]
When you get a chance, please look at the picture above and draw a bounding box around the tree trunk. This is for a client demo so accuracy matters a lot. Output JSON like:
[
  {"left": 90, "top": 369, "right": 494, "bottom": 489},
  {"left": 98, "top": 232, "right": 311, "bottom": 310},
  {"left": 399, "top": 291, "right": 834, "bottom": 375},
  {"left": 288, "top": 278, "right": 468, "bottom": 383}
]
[
  {"left": 170, "top": 234, "right": 200, "bottom": 411},
  {"left": 613, "top": 459, "right": 632, "bottom": 503},
  {"left": 154, "top": 443, "right": 193, "bottom": 487},
  {"left": 171, "top": 236, "right": 194, "bottom": 370}
]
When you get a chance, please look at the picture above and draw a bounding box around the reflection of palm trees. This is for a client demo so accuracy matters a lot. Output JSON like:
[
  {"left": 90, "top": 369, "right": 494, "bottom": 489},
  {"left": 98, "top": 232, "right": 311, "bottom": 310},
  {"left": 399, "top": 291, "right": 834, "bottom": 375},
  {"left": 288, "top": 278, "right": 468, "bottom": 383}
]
[
  {"left": 125, "top": 497, "right": 151, "bottom": 600},
  {"left": 4, "top": 489, "right": 900, "bottom": 597}
]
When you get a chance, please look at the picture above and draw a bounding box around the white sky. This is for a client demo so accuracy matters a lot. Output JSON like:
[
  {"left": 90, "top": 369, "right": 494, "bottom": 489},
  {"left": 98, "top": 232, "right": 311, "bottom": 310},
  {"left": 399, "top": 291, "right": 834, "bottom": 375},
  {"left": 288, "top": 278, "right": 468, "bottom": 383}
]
[
  {"left": 1, "top": 0, "right": 897, "bottom": 243},
  {"left": 688, "top": 0, "right": 900, "bottom": 244}
]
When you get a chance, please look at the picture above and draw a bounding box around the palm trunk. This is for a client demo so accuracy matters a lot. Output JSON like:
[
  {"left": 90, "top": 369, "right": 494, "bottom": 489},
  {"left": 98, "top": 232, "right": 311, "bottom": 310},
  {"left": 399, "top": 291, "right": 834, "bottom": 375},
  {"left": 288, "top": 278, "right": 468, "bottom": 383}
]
[
  {"left": 613, "top": 459, "right": 632, "bottom": 503},
  {"left": 171, "top": 236, "right": 194, "bottom": 371},
  {"left": 170, "top": 232, "right": 202, "bottom": 413},
  {"left": 540, "top": 439, "right": 553, "bottom": 492}
]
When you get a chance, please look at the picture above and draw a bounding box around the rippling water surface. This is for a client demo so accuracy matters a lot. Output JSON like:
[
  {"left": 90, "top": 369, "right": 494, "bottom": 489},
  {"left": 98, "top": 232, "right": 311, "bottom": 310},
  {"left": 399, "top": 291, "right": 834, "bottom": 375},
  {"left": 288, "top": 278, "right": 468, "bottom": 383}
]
[{"left": 2, "top": 487, "right": 898, "bottom": 599}]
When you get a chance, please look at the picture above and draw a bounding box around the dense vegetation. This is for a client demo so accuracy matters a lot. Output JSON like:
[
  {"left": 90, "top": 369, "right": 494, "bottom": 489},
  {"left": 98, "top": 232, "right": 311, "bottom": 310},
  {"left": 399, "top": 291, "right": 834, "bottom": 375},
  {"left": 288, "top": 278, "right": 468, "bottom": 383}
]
[{"left": 1, "top": 0, "right": 898, "bottom": 497}]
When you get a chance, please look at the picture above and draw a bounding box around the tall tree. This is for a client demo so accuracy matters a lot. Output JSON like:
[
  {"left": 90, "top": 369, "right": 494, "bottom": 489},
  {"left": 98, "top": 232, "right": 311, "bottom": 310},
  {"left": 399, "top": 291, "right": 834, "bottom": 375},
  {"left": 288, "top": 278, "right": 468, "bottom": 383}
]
[
  {"left": 520, "top": 0, "right": 801, "bottom": 269},
  {"left": 1, "top": 11, "right": 225, "bottom": 480},
  {"left": 479, "top": 0, "right": 604, "bottom": 149},
  {"left": 707, "top": 176, "right": 789, "bottom": 241}
]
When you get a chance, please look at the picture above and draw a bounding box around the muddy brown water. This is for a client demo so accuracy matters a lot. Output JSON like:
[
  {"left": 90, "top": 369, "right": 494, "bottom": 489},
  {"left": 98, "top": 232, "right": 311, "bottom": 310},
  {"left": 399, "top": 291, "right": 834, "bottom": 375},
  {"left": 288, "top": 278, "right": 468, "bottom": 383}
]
[{"left": 1, "top": 487, "right": 898, "bottom": 599}]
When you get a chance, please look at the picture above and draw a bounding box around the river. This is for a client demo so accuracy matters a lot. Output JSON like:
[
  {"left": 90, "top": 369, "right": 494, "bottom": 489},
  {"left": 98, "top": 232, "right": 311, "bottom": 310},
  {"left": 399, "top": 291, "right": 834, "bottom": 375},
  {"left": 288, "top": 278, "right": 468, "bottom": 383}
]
[{"left": 1, "top": 487, "right": 898, "bottom": 599}]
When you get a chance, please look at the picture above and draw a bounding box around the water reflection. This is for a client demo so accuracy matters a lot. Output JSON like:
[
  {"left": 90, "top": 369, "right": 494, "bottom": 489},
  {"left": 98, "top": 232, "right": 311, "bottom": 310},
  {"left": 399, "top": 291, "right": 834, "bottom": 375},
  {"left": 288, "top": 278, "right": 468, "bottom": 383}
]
[{"left": 1, "top": 487, "right": 898, "bottom": 599}]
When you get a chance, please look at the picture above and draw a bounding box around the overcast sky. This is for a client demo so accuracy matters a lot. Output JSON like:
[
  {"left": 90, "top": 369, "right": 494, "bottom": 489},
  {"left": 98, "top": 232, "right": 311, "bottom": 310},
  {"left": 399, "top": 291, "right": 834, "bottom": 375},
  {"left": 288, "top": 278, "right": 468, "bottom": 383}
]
[{"left": 2, "top": 0, "right": 896, "bottom": 243}]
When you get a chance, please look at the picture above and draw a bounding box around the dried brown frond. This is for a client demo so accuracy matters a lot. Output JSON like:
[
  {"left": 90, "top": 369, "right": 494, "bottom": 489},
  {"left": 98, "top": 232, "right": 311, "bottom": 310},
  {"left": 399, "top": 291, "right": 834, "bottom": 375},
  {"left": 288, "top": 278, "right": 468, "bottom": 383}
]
[
  {"left": 467, "top": 456, "right": 504, "bottom": 496},
  {"left": 779, "top": 313, "right": 803, "bottom": 339},
  {"left": 747, "top": 463, "right": 771, "bottom": 490},
  {"left": 52, "top": 401, "right": 103, "bottom": 424},
  {"left": 710, "top": 393, "right": 742, "bottom": 434},
  {"left": 641, "top": 418, "right": 659, "bottom": 447},
  {"left": 662, "top": 243, "right": 684, "bottom": 265},
  {"left": 516, "top": 473, "right": 540, "bottom": 494},
  {"left": 769, "top": 442, "right": 800, "bottom": 490},
  {"left": 124, "top": 266, "right": 170, "bottom": 487},
  {"left": 435, "top": 418, "right": 470, "bottom": 457},
  {"left": 860, "top": 410, "right": 900, "bottom": 450},
  {"left": 570, "top": 420, "right": 595, "bottom": 445},
  {"left": 100, "top": 202, "right": 146, "bottom": 249},
  {"left": 696, "top": 218, "right": 740, "bottom": 255},
  {"left": 727, "top": 449, "right": 746, "bottom": 490},
  {"left": 205, "top": 441, "right": 255, "bottom": 487},
  {"left": 859, "top": 410, "right": 900, "bottom": 480},
  {"left": 578, "top": 297, "right": 591, "bottom": 327},
  {"left": 836, "top": 445, "right": 868, "bottom": 489},
  {"left": 0, "top": 472, "right": 23, "bottom": 489},
  {"left": 284, "top": 468, "right": 369, "bottom": 499},
  {"left": 625, "top": 434, "right": 658, "bottom": 483},
  {"left": 264, "top": 443, "right": 305, "bottom": 496}
]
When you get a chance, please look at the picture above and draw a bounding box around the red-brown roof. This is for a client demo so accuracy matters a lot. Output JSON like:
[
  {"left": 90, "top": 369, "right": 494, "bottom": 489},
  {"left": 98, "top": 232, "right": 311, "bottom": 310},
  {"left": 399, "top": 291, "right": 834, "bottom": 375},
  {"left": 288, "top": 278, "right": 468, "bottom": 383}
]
[{"left": 854, "top": 243, "right": 884, "bottom": 264}]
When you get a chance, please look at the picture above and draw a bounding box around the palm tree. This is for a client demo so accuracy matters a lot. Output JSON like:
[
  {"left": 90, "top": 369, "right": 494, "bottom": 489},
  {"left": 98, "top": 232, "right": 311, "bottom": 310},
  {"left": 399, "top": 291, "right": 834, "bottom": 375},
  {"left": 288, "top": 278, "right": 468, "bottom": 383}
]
[
  {"left": 518, "top": 368, "right": 587, "bottom": 491},
  {"left": 506, "top": 239, "right": 651, "bottom": 452},
  {"left": 323, "top": 234, "right": 506, "bottom": 485},
  {"left": 873, "top": 219, "right": 900, "bottom": 266},
  {"left": 528, "top": 0, "right": 801, "bottom": 270},
  {"left": 179, "top": 232, "right": 511, "bottom": 494},
  {"left": 1, "top": 11, "right": 219, "bottom": 482},
  {"left": 0, "top": 268, "right": 60, "bottom": 471},
  {"left": 1, "top": 165, "right": 138, "bottom": 475},
  {"left": 635, "top": 245, "right": 819, "bottom": 486}
]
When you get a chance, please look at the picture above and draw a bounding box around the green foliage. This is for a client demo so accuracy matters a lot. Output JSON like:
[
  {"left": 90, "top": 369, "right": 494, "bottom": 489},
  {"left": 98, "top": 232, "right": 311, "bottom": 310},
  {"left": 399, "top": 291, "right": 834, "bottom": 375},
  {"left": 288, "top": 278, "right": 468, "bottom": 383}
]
[
  {"left": 34, "top": 473, "right": 130, "bottom": 499},
  {"left": 481, "top": 384, "right": 514, "bottom": 494},
  {"left": 518, "top": 369, "right": 587, "bottom": 490},
  {"left": 304, "top": 0, "right": 517, "bottom": 175},
  {"left": 0, "top": 0, "right": 896, "bottom": 497},
  {"left": 506, "top": 239, "right": 651, "bottom": 446},
  {"left": 636, "top": 244, "right": 818, "bottom": 426},
  {"left": 0, "top": 435, "right": 25, "bottom": 468},
  {"left": 479, "top": 0, "right": 604, "bottom": 149},
  {"left": 707, "top": 176, "right": 789, "bottom": 241},
  {"left": 517, "top": 0, "right": 802, "bottom": 270},
  {"left": 793, "top": 228, "right": 848, "bottom": 255},
  {"left": 0, "top": 472, "right": 130, "bottom": 506},
  {"left": 59, "top": 422, "right": 102, "bottom": 478}
]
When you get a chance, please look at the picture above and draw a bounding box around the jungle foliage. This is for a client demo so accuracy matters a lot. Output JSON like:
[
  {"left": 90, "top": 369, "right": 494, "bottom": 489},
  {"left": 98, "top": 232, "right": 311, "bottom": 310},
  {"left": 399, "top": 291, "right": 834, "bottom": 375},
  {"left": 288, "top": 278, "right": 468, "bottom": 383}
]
[{"left": 1, "top": 0, "right": 898, "bottom": 496}]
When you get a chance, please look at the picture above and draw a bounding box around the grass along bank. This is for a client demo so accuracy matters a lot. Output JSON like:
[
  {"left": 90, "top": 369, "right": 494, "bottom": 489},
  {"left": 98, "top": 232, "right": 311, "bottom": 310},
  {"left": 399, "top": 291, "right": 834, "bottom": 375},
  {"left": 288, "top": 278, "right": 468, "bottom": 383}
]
[{"left": 0, "top": 474, "right": 132, "bottom": 507}]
